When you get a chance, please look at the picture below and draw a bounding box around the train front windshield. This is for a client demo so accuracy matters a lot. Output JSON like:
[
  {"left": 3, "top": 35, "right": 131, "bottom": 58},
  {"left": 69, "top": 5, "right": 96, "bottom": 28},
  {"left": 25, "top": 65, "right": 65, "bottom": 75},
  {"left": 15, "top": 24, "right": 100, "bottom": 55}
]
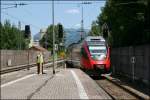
[{"left": 88, "top": 45, "right": 107, "bottom": 60}]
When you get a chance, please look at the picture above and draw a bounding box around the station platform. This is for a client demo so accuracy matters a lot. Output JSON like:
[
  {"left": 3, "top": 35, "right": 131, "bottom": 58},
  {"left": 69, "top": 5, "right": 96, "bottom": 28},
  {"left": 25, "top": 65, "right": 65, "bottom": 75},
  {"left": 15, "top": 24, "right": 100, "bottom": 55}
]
[{"left": 1, "top": 68, "right": 111, "bottom": 99}]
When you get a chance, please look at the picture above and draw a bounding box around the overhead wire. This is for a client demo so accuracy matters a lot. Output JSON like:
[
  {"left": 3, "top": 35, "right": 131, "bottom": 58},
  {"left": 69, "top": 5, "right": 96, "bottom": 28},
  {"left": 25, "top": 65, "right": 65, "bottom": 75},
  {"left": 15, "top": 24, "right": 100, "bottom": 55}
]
[
  {"left": 1, "top": 1, "right": 106, "bottom": 32},
  {"left": 2, "top": 11, "right": 41, "bottom": 30},
  {"left": 1, "top": 2, "right": 45, "bottom": 29},
  {"left": 1, "top": 3, "right": 17, "bottom": 5},
  {"left": 1, "top": 1, "right": 105, "bottom": 5},
  {"left": 1, "top": 3, "right": 28, "bottom": 9},
  {"left": 2, "top": 5, "right": 17, "bottom": 9}
]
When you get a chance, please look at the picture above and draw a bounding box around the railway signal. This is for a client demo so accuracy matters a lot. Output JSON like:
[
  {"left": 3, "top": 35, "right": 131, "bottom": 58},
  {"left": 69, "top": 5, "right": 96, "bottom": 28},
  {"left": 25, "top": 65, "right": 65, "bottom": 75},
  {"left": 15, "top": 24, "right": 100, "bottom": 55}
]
[
  {"left": 24, "top": 25, "right": 31, "bottom": 38},
  {"left": 58, "top": 23, "right": 63, "bottom": 39}
]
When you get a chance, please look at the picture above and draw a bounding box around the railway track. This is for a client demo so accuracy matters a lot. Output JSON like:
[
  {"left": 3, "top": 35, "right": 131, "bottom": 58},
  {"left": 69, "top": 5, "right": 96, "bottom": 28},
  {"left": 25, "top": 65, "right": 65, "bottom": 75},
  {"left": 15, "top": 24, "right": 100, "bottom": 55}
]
[
  {"left": 95, "top": 75, "right": 149, "bottom": 100},
  {"left": 0, "top": 59, "right": 65, "bottom": 75},
  {"left": 96, "top": 79, "right": 138, "bottom": 99}
]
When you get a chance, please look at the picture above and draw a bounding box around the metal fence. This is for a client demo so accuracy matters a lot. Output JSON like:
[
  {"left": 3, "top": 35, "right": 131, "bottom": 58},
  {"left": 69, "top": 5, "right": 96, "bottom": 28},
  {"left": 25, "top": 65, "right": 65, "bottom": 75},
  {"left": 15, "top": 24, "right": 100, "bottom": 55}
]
[
  {"left": 111, "top": 44, "right": 150, "bottom": 85},
  {"left": 0, "top": 50, "right": 51, "bottom": 70}
]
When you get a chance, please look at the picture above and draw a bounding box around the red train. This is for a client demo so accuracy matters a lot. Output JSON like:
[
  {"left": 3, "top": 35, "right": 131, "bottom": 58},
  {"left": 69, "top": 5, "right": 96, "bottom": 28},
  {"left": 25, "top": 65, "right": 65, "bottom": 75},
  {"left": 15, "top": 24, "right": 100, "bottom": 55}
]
[{"left": 80, "top": 36, "right": 111, "bottom": 76}]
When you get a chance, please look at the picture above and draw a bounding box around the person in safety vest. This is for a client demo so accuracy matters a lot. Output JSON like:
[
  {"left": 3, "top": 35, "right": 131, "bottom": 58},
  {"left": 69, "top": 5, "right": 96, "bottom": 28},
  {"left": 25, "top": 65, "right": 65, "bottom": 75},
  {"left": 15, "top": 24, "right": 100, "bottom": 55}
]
[
  {"left": 40, "top": 52, "right": 44, "bottom": 74},
  {"left": 36, "top": 52, "right": 41, "bottom": 74}
]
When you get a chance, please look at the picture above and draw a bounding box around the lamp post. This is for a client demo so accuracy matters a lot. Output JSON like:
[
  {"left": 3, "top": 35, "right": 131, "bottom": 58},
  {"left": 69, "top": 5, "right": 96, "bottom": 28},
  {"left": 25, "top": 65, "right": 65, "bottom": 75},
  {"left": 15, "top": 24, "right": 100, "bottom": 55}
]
[{"left": 52, "top": 0, "right": 55, "bottom": 74}]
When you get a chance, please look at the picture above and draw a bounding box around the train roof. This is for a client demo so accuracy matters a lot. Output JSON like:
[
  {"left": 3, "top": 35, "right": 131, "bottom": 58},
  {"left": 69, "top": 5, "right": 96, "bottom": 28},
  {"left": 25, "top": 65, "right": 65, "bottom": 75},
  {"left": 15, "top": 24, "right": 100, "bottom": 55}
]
[
  {"left": 85, "top": 36, "right": 106, "bottom": 46},
  {"left": 85, "top": 36, "right": 105, "bottom": 42}
]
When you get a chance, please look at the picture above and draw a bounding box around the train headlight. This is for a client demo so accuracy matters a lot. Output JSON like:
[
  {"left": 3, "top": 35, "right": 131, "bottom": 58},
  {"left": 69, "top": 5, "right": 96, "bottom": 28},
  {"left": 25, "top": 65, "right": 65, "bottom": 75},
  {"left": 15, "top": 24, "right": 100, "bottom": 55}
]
[{"left": 100, "top": 54, "right": 106, "bottom": 60}]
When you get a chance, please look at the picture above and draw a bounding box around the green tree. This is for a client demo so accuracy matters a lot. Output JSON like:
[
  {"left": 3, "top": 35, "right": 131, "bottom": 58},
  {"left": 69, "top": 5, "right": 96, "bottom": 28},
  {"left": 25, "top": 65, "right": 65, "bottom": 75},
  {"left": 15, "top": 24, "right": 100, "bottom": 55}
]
[
  {"left": 89, "top": 21, "right": 102, "bottom": 36},
  {"left": 0, "top": 20, "right": 27, "bottom": 49},
  {"left": 96, "top": 0, "right": 150, "bottom": 47},
  {"left": 40, "top": 23, "right": 65, "bottom": 51}
]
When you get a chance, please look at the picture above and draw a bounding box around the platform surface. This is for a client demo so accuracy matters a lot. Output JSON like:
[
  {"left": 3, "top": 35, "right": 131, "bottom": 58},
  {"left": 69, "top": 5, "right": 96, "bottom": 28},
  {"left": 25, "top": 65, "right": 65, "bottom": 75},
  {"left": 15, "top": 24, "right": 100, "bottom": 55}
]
[{"left": 1, "top": 68, "right": 111, "bottom": 99}]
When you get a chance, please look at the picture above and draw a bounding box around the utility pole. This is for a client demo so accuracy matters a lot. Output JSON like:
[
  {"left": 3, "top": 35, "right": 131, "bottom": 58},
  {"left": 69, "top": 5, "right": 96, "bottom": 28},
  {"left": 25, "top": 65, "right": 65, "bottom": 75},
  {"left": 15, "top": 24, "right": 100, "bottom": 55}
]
[
  {"left": 80, "top": 2, "right": 92, "bottom": 40},
  {"left": 18, "top": 21, "right": 21, "bottom": 49},
  {"left": 81, "top": 4, "right": 84, "bottom": 40},
  {"left": 52, "top": 0, "right": 55, "bottom": 74}
]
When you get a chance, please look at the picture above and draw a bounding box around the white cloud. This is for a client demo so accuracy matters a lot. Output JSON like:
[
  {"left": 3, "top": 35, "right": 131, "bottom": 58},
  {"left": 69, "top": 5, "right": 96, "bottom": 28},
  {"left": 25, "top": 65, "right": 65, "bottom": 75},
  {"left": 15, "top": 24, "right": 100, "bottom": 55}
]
[
  {"left": 74, "top": 23, "right": 81, "bottom": 27},
  {"left": 65, "top": 9, "right": 80, "bottom": 14}
]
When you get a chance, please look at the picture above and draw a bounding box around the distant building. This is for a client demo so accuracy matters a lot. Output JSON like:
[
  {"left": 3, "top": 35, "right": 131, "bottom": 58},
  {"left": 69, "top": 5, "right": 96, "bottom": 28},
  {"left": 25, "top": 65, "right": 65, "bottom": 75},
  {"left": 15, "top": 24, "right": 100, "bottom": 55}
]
[
  {"left": 40, "top": 28, "right": 47, "bottom": 39},
  {"left": 29, "top": 45, "right": 48, "bottom": 52},
  {"left": 33, "top": 40, "right": 40, "bottom": 46}
]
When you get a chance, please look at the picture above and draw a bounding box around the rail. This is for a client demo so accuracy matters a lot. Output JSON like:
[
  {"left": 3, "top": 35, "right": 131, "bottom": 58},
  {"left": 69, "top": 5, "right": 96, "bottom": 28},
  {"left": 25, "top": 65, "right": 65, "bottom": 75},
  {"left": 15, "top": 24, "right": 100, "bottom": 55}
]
[
  {"left": 101, "top": 75, "right": 150, "bottom": 100},
  {"left": 0, "top": 59, "right": 66, "bottom": 75}
]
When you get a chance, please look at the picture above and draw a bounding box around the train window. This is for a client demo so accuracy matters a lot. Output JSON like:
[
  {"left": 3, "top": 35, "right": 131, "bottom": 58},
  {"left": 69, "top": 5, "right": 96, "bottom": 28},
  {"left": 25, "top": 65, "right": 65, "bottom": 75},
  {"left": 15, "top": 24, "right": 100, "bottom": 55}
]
[
  {"left": 89, "top": 46, "right": 107, "bottom": 55},
  {"left": 87, "top": 41, "right": 105, "bottom": 46}
]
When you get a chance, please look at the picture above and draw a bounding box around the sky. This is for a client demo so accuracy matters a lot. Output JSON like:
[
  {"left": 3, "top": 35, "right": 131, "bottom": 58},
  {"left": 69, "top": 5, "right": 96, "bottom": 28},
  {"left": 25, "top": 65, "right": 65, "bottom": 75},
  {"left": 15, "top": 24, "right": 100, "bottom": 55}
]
[{"left": 1, "top": 0, "right": 106, "bottom": 37}]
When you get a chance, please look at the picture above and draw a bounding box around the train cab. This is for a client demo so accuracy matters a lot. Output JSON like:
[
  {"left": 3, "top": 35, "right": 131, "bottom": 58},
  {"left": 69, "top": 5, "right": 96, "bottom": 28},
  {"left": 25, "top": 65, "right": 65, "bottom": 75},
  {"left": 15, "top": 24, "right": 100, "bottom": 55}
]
[{"left": 80, "top": 36, "right": 111, "bottom": 75}]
